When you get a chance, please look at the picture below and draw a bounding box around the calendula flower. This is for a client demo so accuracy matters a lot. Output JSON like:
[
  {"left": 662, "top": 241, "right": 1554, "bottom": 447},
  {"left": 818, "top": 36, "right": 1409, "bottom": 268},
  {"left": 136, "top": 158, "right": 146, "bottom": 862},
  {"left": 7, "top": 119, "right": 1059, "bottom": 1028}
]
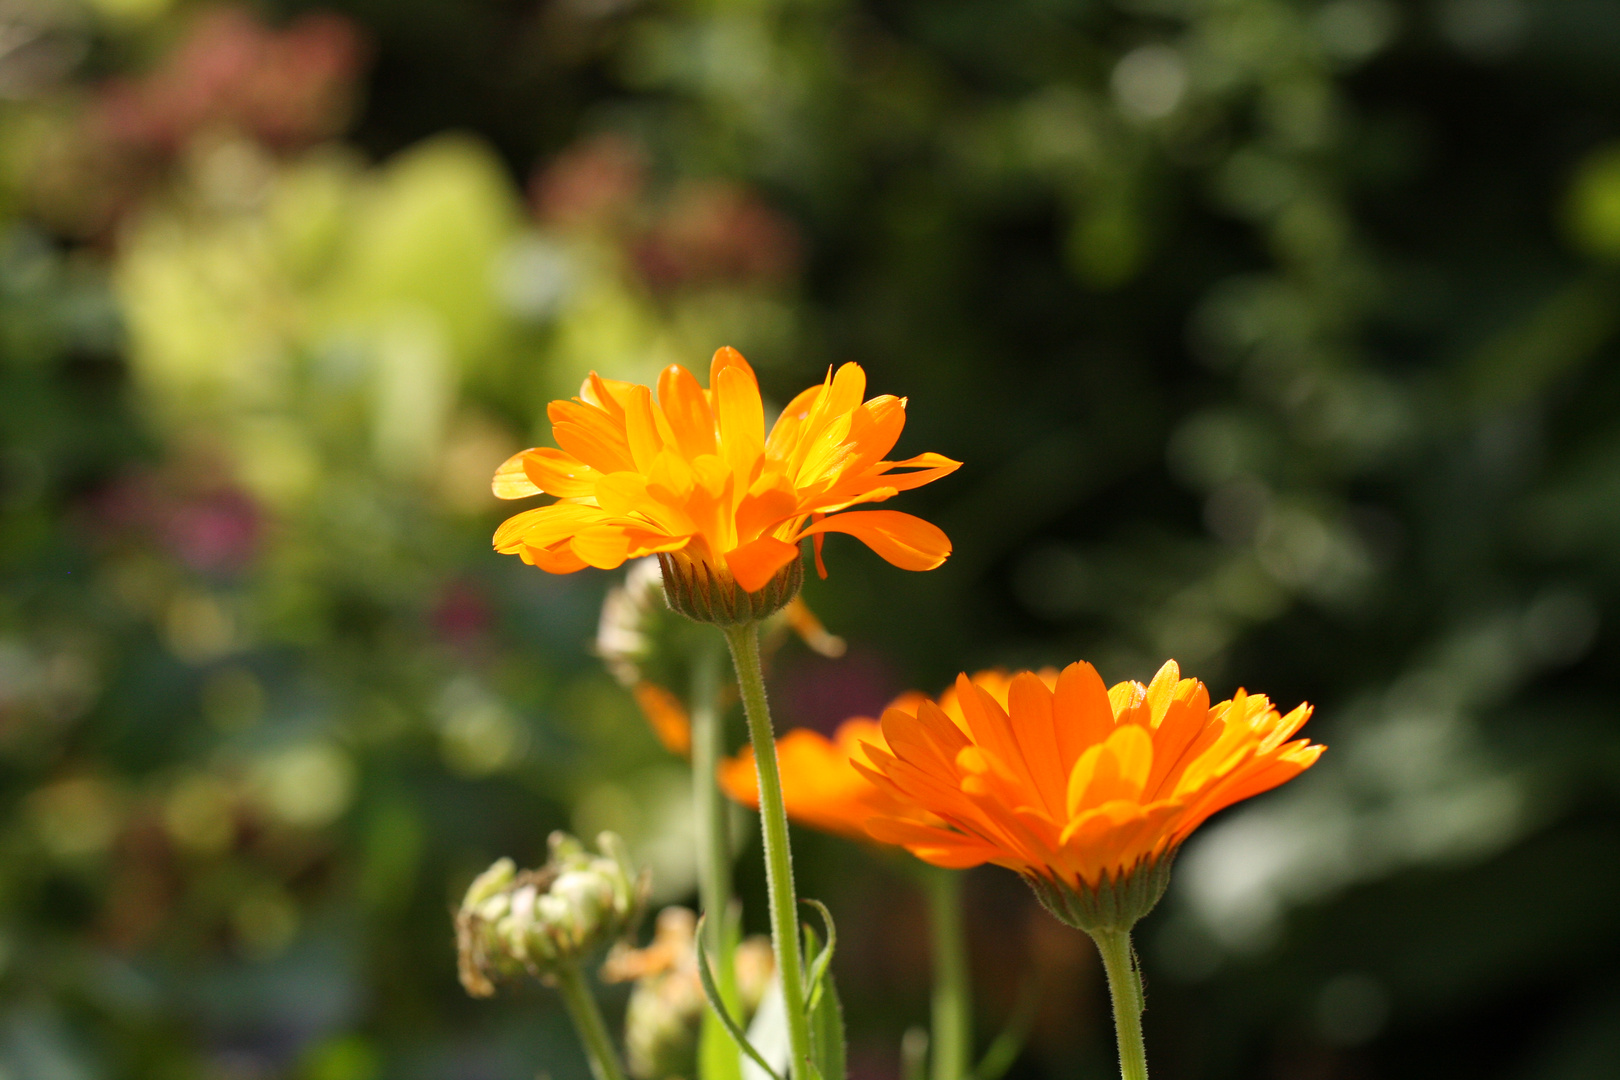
[
  {"left": 856, "top": 660, "right": 1323, "bottom": 931},
  {"left": 493, "top": 347, "right": 960, "bottom": 622}
]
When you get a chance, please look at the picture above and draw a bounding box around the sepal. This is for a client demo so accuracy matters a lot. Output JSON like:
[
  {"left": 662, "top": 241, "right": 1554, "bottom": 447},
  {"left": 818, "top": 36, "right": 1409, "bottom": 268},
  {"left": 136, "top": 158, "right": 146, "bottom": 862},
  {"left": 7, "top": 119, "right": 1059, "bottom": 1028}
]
[
  {"left": 658, "top": 550, "right": 803, "bottom": 627},
  {"left": 1023, "top": 850, "right": 1176, "bottom": 934}
]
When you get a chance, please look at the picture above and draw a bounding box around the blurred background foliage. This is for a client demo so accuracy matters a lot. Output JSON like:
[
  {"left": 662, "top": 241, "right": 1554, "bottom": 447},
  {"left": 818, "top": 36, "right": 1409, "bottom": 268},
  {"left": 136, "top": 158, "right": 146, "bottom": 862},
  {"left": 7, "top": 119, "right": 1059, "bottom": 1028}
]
[{"left": 1, "top": 0, "right": 1619, "bottom": 1077}]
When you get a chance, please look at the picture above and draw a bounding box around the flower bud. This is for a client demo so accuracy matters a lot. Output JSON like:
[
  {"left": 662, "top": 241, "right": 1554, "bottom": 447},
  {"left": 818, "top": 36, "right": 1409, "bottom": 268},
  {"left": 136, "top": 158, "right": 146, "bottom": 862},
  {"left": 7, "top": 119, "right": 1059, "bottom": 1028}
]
[{"left": 456, "top": 831, "right": 648, "bottom": 997}]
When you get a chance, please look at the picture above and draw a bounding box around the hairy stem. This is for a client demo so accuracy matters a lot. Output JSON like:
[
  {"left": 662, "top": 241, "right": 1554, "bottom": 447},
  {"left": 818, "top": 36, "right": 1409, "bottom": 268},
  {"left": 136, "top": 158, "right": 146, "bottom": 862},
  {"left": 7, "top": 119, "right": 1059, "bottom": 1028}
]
[
  {"left": 690, "top": 632, "right": 732, "bottom": 968},
  {"left": 1090, "top": 929, "right": 1149, "bottom": 1080},
  {"left": 723, "top": 622, "right": 814, "bottom": 1080}
]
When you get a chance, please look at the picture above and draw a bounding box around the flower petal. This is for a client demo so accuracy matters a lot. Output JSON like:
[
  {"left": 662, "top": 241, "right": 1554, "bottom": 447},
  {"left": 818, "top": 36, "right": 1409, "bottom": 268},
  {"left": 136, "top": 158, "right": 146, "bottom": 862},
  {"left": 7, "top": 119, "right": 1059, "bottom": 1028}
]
[
  {"left": 657, "top": 364, "right": 717, "bottom": 459},
  {"left": 726, "top": 535, "right": 800, "bottom": 592},
  {"left": 795, "top": 510, "right": 951, "bottom": 571},
  {"left": 493, "top": 450, "right": 542, "bottom": 499},
  {"left": 521, "top": 447, "right": 600, "bottom": 498}
]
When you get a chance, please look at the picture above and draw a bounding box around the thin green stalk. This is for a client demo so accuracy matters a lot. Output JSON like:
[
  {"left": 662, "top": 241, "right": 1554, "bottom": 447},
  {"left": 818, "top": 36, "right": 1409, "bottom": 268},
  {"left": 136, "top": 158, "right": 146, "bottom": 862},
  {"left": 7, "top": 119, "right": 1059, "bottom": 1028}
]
[
  {"left": 689, "top": 632, "right": 731, "bottom": 967},
  {"left": 924, "top": 867, "right": 971, "bottom": 1080},
  {"left": 553, "top": 962, "right": 629, "bottom": 1080},
  {"left": 1089, "top": 929, "right": 1148, "bottom": 1080},
  {"left": 722, "top": 622, "right": 814, "bottom": 1080}
]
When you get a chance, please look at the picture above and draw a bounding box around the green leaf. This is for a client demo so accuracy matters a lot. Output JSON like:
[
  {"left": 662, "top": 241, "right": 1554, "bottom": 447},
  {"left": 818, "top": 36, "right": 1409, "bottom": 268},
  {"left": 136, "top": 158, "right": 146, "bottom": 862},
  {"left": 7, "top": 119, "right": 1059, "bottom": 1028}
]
[
  {"left": 695, "top": 915, "right": 783, "bottom": 1080},
  {"left": 699, "top": 909, "right": 745, "bottom": 1080},
  {"left": 971, "top": 977, "right": 1041, "bottom": 1080},
  {"left": 800, "top": 899, "right": 836, "bottom": 1012},
  {"left": 808, "top": 968, "right": 846, "bottom": 1080}
]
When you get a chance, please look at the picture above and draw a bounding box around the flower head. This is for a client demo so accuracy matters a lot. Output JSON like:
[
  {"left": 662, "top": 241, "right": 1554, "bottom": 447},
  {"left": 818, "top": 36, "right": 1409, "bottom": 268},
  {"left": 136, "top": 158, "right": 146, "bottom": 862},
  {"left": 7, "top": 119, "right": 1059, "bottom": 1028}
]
[
  {"left": 493, "top": 348, "right": 960, "bottom": 616},
  {"left": 856, "top": 661, "right": 1323, "bottom": 928}
]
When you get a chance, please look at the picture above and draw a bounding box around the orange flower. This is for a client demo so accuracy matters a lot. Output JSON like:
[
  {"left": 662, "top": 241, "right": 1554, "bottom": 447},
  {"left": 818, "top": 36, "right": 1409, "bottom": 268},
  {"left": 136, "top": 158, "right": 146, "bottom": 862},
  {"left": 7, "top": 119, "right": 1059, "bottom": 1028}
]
[
  {"left": 855, "top": 660, "right": 1323, "bottom": 894},
  {"left": 716, "top": 671, "right": 1037, "bottom": 844},
  {"left": 492, "top": 347, "right": 960, "bottom": 594},
  {"left": 718, "top": 717, "right": 902, "bottom": 841}
]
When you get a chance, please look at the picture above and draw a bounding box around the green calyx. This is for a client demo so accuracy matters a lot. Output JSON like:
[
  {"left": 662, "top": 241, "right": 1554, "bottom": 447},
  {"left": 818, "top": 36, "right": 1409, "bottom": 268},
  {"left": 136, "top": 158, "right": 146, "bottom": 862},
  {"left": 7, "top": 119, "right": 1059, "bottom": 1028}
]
[
  {"left": 657, "top": 551, "right": 802, "bottom": 627},
  {"left": 1024, "top": 852, "right": 1177, "bottom": 935}
]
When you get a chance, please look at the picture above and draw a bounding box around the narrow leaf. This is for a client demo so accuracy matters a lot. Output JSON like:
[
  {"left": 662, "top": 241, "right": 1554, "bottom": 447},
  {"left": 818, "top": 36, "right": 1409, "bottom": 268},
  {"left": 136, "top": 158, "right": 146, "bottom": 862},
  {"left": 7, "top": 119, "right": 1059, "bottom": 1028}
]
[
  {"left": 800, "top": 898, "right": 837, "bottom": 1010},
  {"left": 971, "top": 976, "right": 1041, "bottom": 1080},
  {"left": 695, "top": 915, "right": 783, "bottom": 1080},
  {"left": 808, "top": 968, "right": 846, "bottom": 1080}
]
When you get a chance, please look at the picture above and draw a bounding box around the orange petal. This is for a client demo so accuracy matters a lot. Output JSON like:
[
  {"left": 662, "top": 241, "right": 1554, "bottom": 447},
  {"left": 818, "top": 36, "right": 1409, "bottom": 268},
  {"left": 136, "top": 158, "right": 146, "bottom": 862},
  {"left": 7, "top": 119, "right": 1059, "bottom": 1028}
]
[
  {"left": 867, "top": 452, "right": 963, "bottom": 492},
  {"left": 1066, "top": 724, "right": 1153, "bottom": 816},
  {"left": 726, "top": 536, "right": 801, "bottom": 592},
  {"left": 657, "top": 364, "right": 717, "bottom": 459},
  {"left": 715, "top": 362, "right": 765, "bottom": 483},
  {"left": 736, "top": 479, "right": 798, "bottom": 543},
  {"left": 570, "top": 525, "right": 635, "bottom": 570},
  {"left": 633, "top": 682, "right": 692, "bottom": 756},
  {"left": 623, "top": 384, "right": 667, "bottom": 472},
  {"left": 1007, "top": 672, "right": 1067, "bottom": 820},
  {"left": 795, "top": 510, "right": 951, "bottom": 572},
  {"left": 524, "top": 543, "right": 590, "bottom": 573},
  {"left": 493, "top": 450, "right": 542, "bottom": 499},
  {"left": 551, "top": 419, "right": 634, "bottom": 475},
  {"left": 522, "top": 447, "right": 600, "bottom": 498},
  {"left": 710, "top": 345, "right": 757, "bottom": 388},
  {"left": 494, "top": 503, "right": 611, "bottom": 553},
  {"left": 1052, "top": 661, "right": 1116, "bottom": 768}
]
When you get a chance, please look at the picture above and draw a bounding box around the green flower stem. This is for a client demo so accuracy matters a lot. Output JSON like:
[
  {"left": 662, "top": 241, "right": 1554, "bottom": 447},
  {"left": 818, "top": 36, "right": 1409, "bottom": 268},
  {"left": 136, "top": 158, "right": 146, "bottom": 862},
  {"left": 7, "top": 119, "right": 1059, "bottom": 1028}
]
[
  {"left": 1090, "top": 928, "right": 1149, "bottom": 1080},
  {"left": 924, "top": 867, "right": 971, "bottom": 1080},
  {"left": 722, "top": 622, "right": 814, "bottom": 1080},
  {"left": 553, "top": 962, "right": 629, "bottom": 1080},
  {"left": 689, "top": 632, "right": 733, "bottom": 971}
]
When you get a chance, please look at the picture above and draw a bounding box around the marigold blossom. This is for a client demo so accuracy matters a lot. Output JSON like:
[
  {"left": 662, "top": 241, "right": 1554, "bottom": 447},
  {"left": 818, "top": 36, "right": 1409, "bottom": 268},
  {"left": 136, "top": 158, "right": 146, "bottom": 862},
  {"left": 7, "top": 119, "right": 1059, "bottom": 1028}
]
[
  {"left": 855, "top": 660, "right": 1323, "bottom": 892},
  {"left": 492, "top": 347, "right": 960, "bottom": 594}
]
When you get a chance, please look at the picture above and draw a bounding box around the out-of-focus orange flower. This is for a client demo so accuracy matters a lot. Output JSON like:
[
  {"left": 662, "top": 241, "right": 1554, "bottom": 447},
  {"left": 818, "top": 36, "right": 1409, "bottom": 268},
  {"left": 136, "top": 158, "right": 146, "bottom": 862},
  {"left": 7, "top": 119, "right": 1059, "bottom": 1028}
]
[
  {"left": 717, "top": 670, "right": 1031, "bottom": 842},
  {"left": 718, "top": 717, "right": 906, "bottom": 841},
  {"left": 492, "top": 348, "right": 960, "bottom": 595},
  {"left": 856, "top": 660, "right": 1323, "bottom": 890},
  {"left": 633, "top": 682, "right": 692, "bottom": 757}
]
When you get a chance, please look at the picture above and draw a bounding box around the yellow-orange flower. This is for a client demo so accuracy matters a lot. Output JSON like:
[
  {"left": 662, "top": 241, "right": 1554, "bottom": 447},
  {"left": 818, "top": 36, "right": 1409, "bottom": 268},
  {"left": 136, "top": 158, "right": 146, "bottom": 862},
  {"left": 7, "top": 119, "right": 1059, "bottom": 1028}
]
[
  {"left": 855, "top": 660, "right": 1323, "bottom": 891},
  {"left": 492, "top": 347, "right": 960, "bottom": 593},
  {"left": 716, "top": 671, "right": 1036, "bottom": 843}
]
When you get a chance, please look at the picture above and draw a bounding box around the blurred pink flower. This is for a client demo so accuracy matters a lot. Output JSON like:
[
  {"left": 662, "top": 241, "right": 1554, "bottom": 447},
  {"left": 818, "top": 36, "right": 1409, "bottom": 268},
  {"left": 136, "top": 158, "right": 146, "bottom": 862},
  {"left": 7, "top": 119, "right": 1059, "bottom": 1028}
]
[
  {"left": 530, "top": 132, "right": 646, "bottom": 230},
  {"left": 96, "top": 6, "right": 365, "bottom": 154},
  {"left": 634, "top": 181, "right": 801, "bottom": 291}
]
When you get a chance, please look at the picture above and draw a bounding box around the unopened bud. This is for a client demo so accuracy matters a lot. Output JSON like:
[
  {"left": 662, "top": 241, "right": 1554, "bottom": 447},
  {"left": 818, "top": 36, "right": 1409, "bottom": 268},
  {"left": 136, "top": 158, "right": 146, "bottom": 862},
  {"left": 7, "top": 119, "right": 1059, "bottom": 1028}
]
[{"left": 456, "top": 831, "right": 648, "bottom": 997}]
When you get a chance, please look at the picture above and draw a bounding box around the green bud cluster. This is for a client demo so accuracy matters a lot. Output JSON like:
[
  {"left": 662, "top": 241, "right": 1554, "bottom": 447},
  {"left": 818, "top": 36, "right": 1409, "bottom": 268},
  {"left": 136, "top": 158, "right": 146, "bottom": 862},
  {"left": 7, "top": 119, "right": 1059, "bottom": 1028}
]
[{"left": 457, "top": 831, "right": 647, "bottom": 997}]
